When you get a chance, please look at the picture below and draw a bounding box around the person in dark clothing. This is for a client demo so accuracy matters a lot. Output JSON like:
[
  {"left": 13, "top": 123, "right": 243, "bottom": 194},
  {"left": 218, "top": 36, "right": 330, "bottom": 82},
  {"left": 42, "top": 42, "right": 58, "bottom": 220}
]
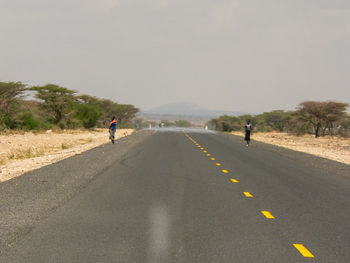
[{"left": 244, "top": 120, "right": 252, "bottom": 146}]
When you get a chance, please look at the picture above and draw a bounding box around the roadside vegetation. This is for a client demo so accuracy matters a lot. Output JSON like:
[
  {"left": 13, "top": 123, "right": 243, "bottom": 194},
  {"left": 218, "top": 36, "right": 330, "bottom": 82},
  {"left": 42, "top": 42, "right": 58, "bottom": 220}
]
[
  {"left": 132, "top": 119, "right": 194, "bottom": 129},
  {"left": 161, "top": 120, "right": 193, "bottom": 127},
  {"left": 0, "top": 81, "right": 139, "bottom": 131},
  {"left": 209, "top": 101, "right": 350, "bottom": 138}
]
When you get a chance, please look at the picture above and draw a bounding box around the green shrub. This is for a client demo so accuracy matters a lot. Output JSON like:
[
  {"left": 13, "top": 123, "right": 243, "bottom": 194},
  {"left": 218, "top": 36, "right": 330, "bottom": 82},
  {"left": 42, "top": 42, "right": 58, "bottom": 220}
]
[
  {"left": 19, "top": 113, "right": 40, "bottom": 130},
  {"left": 18, "top": 113, "right": 51, "bottom": 131},
  {"left": 74, "top": 104, "right": 103, "bottom": 129},
  {"left": 174, "top": 120, "right": 192, "bottom": 127}
]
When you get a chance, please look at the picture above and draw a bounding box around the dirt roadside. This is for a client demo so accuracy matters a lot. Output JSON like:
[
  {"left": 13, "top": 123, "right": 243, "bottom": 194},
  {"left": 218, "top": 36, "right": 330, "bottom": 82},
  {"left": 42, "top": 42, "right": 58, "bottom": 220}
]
[
  {"left": 231, "top": 131, "right": 350, "bottom": 165},
  {"left": 0, "top": 129, "right": 134, "bottom": 182}
]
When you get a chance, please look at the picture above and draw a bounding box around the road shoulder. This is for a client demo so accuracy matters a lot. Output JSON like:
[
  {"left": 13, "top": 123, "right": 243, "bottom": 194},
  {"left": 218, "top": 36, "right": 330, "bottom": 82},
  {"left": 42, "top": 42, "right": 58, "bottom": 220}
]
[
  {"left": 0, "top": 130, "right": 154, "bottom": 254},
  {"left": 219, "top": 132, "right": 350, "bottom": 178}
]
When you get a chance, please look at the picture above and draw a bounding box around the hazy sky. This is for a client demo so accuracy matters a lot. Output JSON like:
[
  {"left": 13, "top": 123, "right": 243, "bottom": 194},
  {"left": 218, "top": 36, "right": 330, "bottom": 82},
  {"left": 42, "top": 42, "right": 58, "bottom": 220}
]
[{"left": 1, "top": 0, "right": 349, "bottom": 113}]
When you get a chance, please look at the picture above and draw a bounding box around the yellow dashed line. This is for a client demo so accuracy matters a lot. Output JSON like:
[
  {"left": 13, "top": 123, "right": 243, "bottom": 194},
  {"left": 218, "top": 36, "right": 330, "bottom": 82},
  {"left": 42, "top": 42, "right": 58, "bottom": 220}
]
[
  {"left": 185, "top": 132, "right": 315, "bottom": 261},
  {"left": 243, "top": 192, "right": 253, "bottom": 197},
  {"left": 293, "top": 244, "right": 314, "bottom": 258},
  {"left": 261, "top": 211, "right": 275, "bottom": 219}
]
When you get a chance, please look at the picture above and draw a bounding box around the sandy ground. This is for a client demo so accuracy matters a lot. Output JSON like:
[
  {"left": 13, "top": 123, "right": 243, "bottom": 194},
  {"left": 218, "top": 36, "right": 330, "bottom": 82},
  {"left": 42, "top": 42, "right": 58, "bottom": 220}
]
[
  {"left": 231, "top": 131, "right": 350, "bottom": 165},
  {"left": 0, "top": 129, "right": 134, "bottom": 182}
]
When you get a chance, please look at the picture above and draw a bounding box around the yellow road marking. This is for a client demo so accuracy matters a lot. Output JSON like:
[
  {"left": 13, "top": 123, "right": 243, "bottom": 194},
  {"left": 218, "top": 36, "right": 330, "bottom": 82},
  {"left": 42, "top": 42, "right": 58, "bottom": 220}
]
[
  {"left": 230, "top": 179, "right": 239, "bottom": 183},
  {"left": 243, "top": 192, "right": 253, "bottom": 197},
  {"left": 200, "top": 147, "right": 204, "bottom": 150},
  {"left": 211, "top": 158, "right": 215, "bottom": 160},
  {"left": 222, "top": 170, "right": 228, "bottom": 173},
  {"left": 261, "top": 211, "right": 274, "bottom": 219},
  {"left": 203, "top": 150, "right": 207, "bottom": 153},
  {"left": 207, "top": 154, "right": 211, "bottom": 156},
  {"left": 216, "top": 163, "right": 221, "bottom": 166},
  {"left": 293, "top": 244, "right": 314, "bottom": 258}
]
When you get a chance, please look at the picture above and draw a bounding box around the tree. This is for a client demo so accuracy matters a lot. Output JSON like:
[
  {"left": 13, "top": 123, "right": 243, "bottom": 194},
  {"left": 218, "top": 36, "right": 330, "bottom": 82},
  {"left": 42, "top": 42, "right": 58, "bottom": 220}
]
[
  {"left": 30, "top": 84, "right": 77, "bottom": 124},
  {"left": 97, "top": 99, "right": 118, "bottom": 125},
  {"left": 110, "top": 104, "right": 139, "bottom": 127},
  {"left": 296, "top": 101, "right": 349, "bottom": 137},
  {"left": 161, "top": 120, "right": 175, "bottom": 127},
  {"left": 74, "top": 104, "right": 103, "bottom": 129},
  {"left": 77, "top": 94, "right": 100, "bottom": 105},
  {"left": 174, "top": 120, "right": 192, "bottom": 127},
  {"left": 0, "top": 82, "right": 26, "bottom": 128},
  {"left": 209, "top": 115, "right": 243, "bottom": 132},
  {"left": 260, "top": 110, "right": 292, "bottom": 132},
  {"left": 339, "top": 114, "right": 350, "bottom": 137},
  {"left": 322, "top": 101, "right": 349, "bottom": 135}
]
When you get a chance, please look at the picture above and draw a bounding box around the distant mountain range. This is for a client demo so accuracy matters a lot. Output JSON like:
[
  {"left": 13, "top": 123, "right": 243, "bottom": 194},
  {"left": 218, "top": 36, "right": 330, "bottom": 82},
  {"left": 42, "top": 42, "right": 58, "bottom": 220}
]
[{"left": 143, "top": 102, "right": 248, "bottom": 118}]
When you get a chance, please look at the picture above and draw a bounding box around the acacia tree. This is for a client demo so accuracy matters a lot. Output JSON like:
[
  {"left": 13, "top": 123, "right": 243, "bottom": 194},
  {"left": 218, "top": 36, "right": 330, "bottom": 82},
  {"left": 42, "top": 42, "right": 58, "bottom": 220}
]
[
  {"left": 296, "top": 101, "right": 349, "bottom": 137},
  {"left": 77, "top": 94, "right": 100, "bottom": 105},
  {"left": 111, "top": 104, "right": 139, "bottom": 127},
  {"left": 322, "top": 101, "right": 349, "bottom": 135},
  {"left": 98, "top": 99, "right": 117, "bottom": 125},
  {"left": 339, "top": 115, "right": 350, "bottom": 137},
  {"left": 75, "top": 95, "right": 103, "bottom": 128},
  {"left": 97, "top": 99, "right": 139, "bottom": 127},
  {"left": 0, "top": 82, "right": 26, "bottom": 128},
  {"left": 30, "top": 84, "right": 77, "bottom": 124},
  {"left": 260, "top": 110, "right": 292, "bottom": 132}
]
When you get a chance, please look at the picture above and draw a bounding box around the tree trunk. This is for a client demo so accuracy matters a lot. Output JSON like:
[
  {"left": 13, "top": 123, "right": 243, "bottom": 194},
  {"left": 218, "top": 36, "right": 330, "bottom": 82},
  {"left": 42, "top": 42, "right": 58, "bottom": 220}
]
[{"left": 315, "top": 124, "right": 320, "bottom": 138}]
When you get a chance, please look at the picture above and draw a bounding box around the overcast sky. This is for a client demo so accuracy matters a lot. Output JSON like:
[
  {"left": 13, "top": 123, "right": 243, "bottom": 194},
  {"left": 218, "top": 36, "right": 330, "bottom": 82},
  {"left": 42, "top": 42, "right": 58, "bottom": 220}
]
[{"left": 1, "top": 0, "right": 349, "bottom": 113}]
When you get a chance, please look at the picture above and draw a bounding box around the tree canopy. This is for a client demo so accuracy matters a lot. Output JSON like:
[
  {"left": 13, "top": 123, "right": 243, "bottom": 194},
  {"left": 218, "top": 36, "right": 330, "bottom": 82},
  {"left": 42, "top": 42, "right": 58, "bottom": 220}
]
[
  {"left": 210, "top": 100, "right": 349, "bottom": 138},
  {"left": 0, "top": 81, "right": 139, "bottom": 131}
]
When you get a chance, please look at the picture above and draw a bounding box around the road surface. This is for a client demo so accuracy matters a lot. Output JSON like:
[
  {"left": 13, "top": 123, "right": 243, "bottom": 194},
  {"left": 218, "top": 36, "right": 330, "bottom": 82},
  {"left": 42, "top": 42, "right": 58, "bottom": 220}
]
[{"left": 1, "top": 128, "right": 350, "bottom": 262}]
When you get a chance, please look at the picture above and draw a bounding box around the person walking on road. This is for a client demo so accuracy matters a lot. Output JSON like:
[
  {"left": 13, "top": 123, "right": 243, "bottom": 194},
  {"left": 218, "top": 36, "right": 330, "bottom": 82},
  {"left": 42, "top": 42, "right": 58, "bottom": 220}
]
[
  {"left": 245, "top": 120, "right": 252, "bottom": 146},
  {"left": 109, "top": 116, "right": 118, "bottom": 144}
]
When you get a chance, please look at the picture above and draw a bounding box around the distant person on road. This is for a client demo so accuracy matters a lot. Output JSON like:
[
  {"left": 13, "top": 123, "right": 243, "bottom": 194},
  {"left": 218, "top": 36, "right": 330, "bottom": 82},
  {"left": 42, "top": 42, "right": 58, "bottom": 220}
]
[
  {"left": 109, "top": 116, "right": 117, "bottom": 144},
  {"left": 245, "top": 120, "right": 252, "bottom": 146}
]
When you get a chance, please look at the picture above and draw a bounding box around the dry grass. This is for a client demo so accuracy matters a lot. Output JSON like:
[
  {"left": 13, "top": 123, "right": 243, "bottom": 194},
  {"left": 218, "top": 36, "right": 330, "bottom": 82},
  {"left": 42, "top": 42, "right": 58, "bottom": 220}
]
[
  {"left": 0, "top": 129, "right": 134, "bottom": 182},
  {"left": 78, "top": 137, "right": 94, "bottom": 144},
  {"left": 0, "top": 157, "right": 7, "bottom": 166},
  {"left": 231, "top": 131, "right": 350, "bottom": 165},
  {"left": 61, "top": 143, "right": 71, "bottom": 150},
  {"left": 0, "top": 129, "right": 26, "bottom": 136},
  {"left": 7, "top": 147, "right": 45, "bottom": 160}
]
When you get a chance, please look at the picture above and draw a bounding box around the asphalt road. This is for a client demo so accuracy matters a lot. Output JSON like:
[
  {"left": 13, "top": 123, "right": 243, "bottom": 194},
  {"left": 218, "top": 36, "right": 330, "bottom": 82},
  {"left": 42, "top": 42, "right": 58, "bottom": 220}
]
[{"left": 1, "top": 128, "right": 350, "bottom": 262}]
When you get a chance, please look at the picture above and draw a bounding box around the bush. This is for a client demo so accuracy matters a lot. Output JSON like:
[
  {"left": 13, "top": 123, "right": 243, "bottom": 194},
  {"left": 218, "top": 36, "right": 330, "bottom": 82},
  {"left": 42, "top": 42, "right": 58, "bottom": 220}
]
[
  {"left": 18, "top": 113, "right": 51, "bottom": 131},
  {"left": 174, "top": 120, "right": 192, "bottom": 127},
  {"left": 74, "top": 104, "right": 103, "bottom": 129}
]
